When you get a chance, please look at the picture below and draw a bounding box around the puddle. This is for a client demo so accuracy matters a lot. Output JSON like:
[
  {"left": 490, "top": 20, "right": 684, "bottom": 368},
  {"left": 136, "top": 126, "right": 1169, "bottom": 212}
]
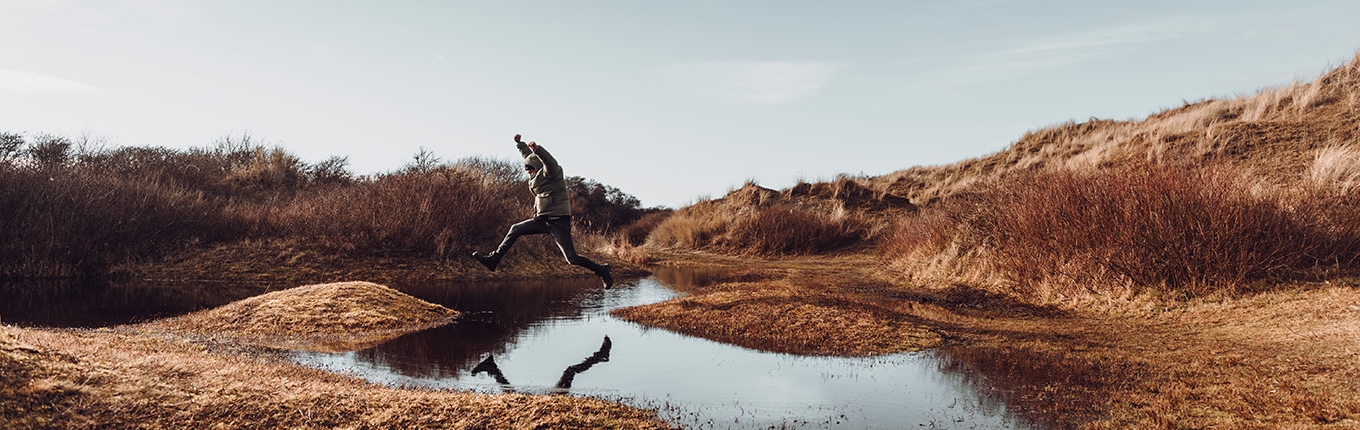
[
  {"left": 290, "top": 268, "right": 1034, "bottom": 429},
  {"left": 0, "top": 278, "right": 264, "bottom": 328}
]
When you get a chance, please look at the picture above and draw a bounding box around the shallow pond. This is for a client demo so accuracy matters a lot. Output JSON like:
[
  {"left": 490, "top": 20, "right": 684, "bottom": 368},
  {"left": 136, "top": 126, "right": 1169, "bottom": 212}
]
[
  {"left": 293, "top": 268, "right": 1033, "bottom": 429},
  {"left": 1, "top": 269, "right": 1036, "bottom": 429}
]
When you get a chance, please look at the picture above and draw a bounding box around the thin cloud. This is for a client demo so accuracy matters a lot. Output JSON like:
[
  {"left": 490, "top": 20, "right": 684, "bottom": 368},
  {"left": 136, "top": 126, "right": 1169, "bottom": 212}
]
[
  {"left": 0, "top": 69, "right": 103, "bottom": 94},
  {"left": 929, "top": 17, "right": 1213, "bottom": 86},
  {"left": 662, "top": 61, "right": 848, "bottom": 105}
]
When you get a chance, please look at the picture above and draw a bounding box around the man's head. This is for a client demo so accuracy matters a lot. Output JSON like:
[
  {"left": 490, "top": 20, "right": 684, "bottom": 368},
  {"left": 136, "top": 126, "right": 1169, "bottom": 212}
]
[{"left": 524, "top": 154, "right": 545, "bottom": 175}]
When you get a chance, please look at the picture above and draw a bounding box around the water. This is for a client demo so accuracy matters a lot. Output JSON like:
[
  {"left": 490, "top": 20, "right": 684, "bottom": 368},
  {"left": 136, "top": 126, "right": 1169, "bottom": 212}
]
[
  {"left": 0, "top": 270, "right": 1035, "bottom": 429},
  {"left": 290, "top": 268, "right": 1033, "bottom": 429},
  {"left": 0, "top": 278, "right": 265, "bottom": 327}
]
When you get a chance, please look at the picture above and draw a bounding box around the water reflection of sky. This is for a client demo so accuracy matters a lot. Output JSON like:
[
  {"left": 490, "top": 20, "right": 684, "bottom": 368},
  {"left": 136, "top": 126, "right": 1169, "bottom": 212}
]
[{"left": 291, "top": 271, "right": 1032, "bottom": 429}]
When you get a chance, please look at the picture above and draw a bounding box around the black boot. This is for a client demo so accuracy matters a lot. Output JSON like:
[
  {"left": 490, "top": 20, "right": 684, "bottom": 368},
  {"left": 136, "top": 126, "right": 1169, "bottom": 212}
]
[
  {"left": 597, "top": 264, "right": 613, "bottom": 289},
  {"left": 472, "top": 251, "right": 501, "bottom": 272}
]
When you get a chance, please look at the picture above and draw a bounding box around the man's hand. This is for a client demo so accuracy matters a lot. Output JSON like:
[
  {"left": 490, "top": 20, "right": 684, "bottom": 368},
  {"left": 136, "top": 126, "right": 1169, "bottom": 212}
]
[
  {"left": 514, "top": 134, "right": 523, "bottom": 143},
  {"left": 527, "top": 141, "right": 538, "bottom": 151}
]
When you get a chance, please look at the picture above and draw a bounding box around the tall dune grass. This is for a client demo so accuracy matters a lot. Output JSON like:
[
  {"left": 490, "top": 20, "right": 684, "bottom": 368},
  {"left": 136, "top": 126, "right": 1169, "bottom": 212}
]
[{"left": 886, "top": 160, "right": 1360, "bottom": 301}]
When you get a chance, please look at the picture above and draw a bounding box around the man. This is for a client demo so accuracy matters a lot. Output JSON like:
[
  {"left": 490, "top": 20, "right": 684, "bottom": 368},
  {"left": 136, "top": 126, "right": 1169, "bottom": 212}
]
[{"left": 472, "top": 134, "right": 613, "bottom": 288}]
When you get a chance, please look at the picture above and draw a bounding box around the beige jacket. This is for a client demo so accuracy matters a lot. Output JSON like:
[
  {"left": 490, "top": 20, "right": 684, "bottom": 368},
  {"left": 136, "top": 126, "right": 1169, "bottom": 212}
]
[{"left": 519, "top": 142, "right": 572, "bottom": 218}]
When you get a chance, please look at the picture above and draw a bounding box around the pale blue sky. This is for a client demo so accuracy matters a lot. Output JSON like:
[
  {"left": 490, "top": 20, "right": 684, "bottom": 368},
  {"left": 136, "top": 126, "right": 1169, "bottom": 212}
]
[{"left": 3, "top": 1, "right": 1359, "bottom": 207}]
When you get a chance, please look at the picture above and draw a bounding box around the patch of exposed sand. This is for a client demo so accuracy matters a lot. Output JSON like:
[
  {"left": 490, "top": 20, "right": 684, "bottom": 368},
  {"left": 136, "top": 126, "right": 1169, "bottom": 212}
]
[{"left": 137, "top": 281, "right": 458, "bottom": 352}]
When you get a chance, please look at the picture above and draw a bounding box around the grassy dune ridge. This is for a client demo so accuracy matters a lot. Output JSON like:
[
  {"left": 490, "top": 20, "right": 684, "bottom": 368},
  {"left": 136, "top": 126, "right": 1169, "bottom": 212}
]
[{"left": 880, "top": 55, "right": 1360, "bottom": 303}]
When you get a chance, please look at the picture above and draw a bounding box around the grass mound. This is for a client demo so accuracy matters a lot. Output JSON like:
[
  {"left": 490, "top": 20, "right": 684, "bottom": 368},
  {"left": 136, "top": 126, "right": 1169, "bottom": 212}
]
[
  {"left": 613, "top": 287, "right": 940, "bottom": 356},
  {"left": 140, "top": 281, "right": 458, "bottom": 351}
]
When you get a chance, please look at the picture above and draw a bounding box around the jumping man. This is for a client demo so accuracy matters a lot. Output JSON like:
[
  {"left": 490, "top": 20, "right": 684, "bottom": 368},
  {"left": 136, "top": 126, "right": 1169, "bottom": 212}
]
[{"left": 472, "top": 134, "right": 613, "bottom": 288}]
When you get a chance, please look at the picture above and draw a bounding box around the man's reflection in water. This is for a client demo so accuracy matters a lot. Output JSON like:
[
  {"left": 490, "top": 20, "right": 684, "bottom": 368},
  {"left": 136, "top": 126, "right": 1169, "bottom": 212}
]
[{"left": 469, "top": 336, "right": 612, "bottom": 393}]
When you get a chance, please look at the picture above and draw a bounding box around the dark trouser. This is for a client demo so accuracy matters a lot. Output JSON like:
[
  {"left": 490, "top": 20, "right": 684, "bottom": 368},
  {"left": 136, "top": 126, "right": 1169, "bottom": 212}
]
[{"left": 491, "top": 216, "right": 605, "bottom": 274}]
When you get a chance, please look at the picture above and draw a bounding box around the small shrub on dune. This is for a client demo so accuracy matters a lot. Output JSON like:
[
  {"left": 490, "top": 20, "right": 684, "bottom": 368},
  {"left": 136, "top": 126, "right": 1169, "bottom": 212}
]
[
  {"left": 728, "top": 205, "right": 868, "bottom": 256},
  {"left": 620, "top": 211, "right": 672, "bottom": 246},
  {"left": 645, "top": 201, "right": 730, "bottom": 249}
]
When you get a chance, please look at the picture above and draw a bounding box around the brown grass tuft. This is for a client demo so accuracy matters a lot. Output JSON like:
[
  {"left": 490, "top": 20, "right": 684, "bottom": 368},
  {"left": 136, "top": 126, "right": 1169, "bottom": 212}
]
[{"left": 647, "top": 180, "right": 911, "bottom": 256}]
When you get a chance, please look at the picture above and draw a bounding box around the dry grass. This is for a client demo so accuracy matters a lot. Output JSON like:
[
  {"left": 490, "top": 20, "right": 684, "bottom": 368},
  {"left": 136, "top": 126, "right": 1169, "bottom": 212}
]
[
  {"left": 885, "top": 161, "right": 1360, "bottom": 302},
  {"left": 1311, "top": 145, "right": 1360, "bottom": 193},
  {"left": 136, "top": 281, "right": 458, "bottom": 352},
  {"left": 867, "top": 54, "right": 1360, "bottom": 205},
  {"left": 613, "top": 286, "right": 940, "bottom": 356},
  {"left": 924, "top": 281, "right": 1360, "bottom": 429},
  {"left": 617, "top": 254, "right": 940, "bottom": 356},
  {"left": 0, "top": 136, "right": 644, "bottom": 281},
  {"left": 0, "top": 324, "right": 669, "bottom": 429},
  {"left": 646, "top": 179, "right": 913, "bottom": 256},
  {"left": 1087, "top": 284, "right": 1360, "bottom": 428}
]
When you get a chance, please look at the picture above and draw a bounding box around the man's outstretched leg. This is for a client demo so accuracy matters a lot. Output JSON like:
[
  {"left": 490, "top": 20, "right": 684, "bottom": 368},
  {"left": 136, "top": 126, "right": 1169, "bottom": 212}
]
[
  {"left": 543, "top": 216, "right": 613, "bottom": 288},
  {"left": 473, "top": 218, "right": 549, "bottom": 271}
]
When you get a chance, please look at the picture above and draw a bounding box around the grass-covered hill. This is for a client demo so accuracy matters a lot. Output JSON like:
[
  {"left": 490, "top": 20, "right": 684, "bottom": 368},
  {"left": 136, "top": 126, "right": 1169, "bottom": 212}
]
[
  {"left": 650, "top": 54, "right": 1360, "bottom": 303},
  {"left": 871, "top": 54, "right": 1360, "bottom": 205}
]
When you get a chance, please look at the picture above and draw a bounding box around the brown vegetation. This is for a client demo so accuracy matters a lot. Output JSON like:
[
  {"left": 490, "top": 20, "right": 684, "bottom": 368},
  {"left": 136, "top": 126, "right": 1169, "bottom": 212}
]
[
  {"left": 874, "top": 55, "right": 1360, "bottom": 304},
  {"left": 647, "top": 178, "right": 914, "bottom": 256},
  {"left": 614, "top": 285, "right": 940, "bottom": 356},
  {"left": 868, "top": 55, "right": 1360, "bottom": 205},
  {"left": 136, "top": 281, "right": 458, "bottom": 351},
  {"left": 885, "top": 161, "right": 1360, "bottom": 301},
  {"left": 0, "top": 324, "right": 669, "bottom": 429},
  {"left": 0, "top": 135, "right": 647, "bottom": 281}
]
